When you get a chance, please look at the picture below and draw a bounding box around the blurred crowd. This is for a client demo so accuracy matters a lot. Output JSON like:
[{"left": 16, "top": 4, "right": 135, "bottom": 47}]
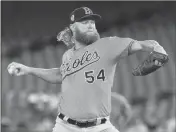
[
  {"left": 120, "top": 90, "right": 175, "bottom": 132},
  {"left": 1, "top": 91, "right": 58, "bottom": 132},
  {"left": 1, "top": 90, "right": 175, "bottom": 132}
]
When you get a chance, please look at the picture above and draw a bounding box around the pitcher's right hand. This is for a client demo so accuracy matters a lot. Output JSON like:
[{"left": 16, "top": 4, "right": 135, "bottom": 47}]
[{"left": 7, "top": 62, "right": 30, "bottom": 76}]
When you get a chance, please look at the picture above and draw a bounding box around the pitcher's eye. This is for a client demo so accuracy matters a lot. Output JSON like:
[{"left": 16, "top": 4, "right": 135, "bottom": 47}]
[
  {"left": 81, "top": 20, "right": 89, "bottom": 24},
  {"left": 90, "top": 20, "right": 95, "bottom": 24}
]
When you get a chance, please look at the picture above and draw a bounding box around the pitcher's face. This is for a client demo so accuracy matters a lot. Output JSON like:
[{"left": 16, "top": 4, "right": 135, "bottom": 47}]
[{"left": 73, "top": 20, "right": 100, "bottom": 45}]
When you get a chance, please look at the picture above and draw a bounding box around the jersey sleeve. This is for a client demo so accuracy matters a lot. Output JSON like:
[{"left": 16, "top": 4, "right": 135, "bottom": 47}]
[
  {"left": 61, "top": 48, "right": 74, "bottom": 64},
  {"left": 101, "top": 36, "right": 135, "bottom": 61}
]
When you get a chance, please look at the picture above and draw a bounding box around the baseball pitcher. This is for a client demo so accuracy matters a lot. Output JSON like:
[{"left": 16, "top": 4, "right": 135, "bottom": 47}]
[{"left": 7, "top": 7, "right": 168, "bottom": 132}]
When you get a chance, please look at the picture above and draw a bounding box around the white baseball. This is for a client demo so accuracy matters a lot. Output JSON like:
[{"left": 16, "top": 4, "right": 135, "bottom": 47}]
[{"left": 8, "top": 65, "right": 17, "bottom": 75}]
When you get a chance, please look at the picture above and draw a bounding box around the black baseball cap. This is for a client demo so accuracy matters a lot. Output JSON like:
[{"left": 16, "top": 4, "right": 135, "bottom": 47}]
[{"left": 70, "top": 7, "right": 101, "bottom": 24}]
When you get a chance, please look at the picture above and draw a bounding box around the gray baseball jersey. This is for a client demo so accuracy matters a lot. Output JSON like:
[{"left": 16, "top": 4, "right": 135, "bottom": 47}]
[{"left": 59, "top": 36, "right": 134, "bottom": 121}]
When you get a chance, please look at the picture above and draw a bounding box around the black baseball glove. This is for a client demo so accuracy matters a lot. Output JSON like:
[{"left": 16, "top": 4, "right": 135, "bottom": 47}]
[{"left": 132, "top": 51, "right": 169, "bottom": 76}]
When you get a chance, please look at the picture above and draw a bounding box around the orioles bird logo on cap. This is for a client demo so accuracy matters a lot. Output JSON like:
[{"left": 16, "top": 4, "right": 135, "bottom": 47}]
[{"left": 83, "top": 7, "right": 92, "bottom": 15}]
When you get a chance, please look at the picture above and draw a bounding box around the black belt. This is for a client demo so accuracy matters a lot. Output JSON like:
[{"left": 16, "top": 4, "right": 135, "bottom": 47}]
[{"left": 58, "top": 113, "right": 107, "bottom": 128}]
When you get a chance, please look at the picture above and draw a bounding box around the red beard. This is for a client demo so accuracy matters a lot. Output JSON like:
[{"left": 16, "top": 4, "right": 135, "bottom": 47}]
[{"left": 75, "top": 29, "right": 100, "bottom": 45}]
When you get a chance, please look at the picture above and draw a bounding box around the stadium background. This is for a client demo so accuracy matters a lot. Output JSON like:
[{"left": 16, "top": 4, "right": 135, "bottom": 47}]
[{"left": 1, "top": 1, "right": 175, "bottom": 132}]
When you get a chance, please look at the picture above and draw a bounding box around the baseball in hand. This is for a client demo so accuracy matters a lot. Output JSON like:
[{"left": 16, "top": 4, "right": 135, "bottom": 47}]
[{"left": 8, "top": 65, "right": 18, "bottom": 75}]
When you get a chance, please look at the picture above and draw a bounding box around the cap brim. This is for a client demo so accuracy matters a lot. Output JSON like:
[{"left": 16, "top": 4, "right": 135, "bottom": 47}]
[{"left": 77, "top": 14, "right": 101, "bottom": 23}]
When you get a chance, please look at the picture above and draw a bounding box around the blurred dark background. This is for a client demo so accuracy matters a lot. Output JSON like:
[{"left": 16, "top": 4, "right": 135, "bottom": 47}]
[{"left": 1, "top": 1, "right": 176, "bottom": 132}]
